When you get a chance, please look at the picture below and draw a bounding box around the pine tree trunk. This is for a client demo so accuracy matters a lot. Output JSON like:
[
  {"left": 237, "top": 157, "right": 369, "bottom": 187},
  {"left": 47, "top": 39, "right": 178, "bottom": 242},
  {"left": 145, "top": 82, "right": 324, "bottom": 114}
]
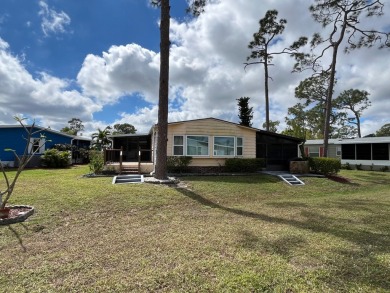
[
  {"left": 323, "top": 46, "right": 338, "bottom": 157},
  {"left": 155, "top": 0, "right": 170, "bottom": 180},
  {"left": 264, "top": 58, "right": 270, "bottom": 131},
  {"left": 356, "top": 115, "right": 361, "bottom": 138}
]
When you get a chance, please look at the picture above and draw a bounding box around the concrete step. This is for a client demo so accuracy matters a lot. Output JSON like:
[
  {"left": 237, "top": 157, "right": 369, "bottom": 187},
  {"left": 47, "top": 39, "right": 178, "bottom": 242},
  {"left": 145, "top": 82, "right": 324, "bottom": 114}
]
[
  {"left": 278, "top": 174, "right": 305, "bottom": 186},
  {"left": 121, "top": 167, "right": 139, "bottom": 174},
  {"left": 112, "top": 174, "right": 144, "bottom": 184}
]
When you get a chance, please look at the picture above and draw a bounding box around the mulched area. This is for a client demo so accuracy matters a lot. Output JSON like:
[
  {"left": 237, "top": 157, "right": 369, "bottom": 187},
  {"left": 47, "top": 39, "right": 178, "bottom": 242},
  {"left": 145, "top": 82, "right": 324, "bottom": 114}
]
[
  {"left": 326, "top": 174, "right": 352, "bottom": 184},
  {"left": 0, "top": 206, "right": 34, "bottom": 225}
]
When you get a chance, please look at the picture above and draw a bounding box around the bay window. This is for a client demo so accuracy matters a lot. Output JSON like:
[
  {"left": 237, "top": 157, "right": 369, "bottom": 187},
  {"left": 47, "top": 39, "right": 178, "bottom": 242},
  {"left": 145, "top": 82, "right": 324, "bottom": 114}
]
[{"left": 172, "top": 135, "right": 244, "bottom": 157}]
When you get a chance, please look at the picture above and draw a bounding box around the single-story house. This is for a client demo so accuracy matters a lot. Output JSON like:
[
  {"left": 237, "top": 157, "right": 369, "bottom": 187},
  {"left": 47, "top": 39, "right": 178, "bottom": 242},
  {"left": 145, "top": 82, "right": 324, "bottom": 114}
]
[
  {"left": 304, "top": 137, "right": 390, "bottom": 170},
  {"left": 105, "top": 117, "right": 304, "bottom": 173},
  {"left": 0, "top": 125, "right": 91, "bottom": 167}
]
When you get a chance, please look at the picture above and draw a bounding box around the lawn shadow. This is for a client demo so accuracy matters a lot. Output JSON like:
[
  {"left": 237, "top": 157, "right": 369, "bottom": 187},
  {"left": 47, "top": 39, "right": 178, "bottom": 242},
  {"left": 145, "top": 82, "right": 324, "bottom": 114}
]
[
  {"left": 1, "top": 223, "right": 29, "bottom": 252},
  {"left": 239, "top": 229, "right": 307, "bottom": 257},
  {"left": 352, "top": 172, "right": 390, "bottom": 185},
  {"left": 176, "top": 186, "right": 390, "bottom": 291},
  {"left": 177, "top": 173, "right": 281, "bottom": 184}
]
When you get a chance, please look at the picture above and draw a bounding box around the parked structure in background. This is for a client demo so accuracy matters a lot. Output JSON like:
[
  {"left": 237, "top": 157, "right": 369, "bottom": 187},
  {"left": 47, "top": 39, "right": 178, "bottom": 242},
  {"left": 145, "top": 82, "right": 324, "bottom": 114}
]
[
  {"left": 304, "top": 137, "right": 390, "bottom": 170},
  {"left": 0, "top": 125, "right": 91, "bottom": 167}
]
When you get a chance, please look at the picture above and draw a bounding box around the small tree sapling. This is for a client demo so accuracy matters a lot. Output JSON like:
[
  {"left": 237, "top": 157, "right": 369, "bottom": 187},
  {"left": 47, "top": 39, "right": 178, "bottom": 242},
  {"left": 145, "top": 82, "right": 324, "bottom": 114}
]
[{"left": 0, "top": 117, "right": 48, "bottom": 210}]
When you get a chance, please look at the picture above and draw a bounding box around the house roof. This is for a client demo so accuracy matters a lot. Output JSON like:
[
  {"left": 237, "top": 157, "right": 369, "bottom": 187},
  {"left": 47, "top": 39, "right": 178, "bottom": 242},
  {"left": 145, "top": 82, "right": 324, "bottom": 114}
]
[
  {"left": 108, "top": 133, "right": 150, "bottom": 138},
  {"left": 305, "top": 136, "right": 390, "bottom": 145},
  {"left": 305, "top": 139, "right": 342, "bottom": 145},
  {"left": 256, "top": 129, "right": 305, "bottom": 142},
  {"left": 339, "top": 136, "right": 390, "bottom": 144},
  {"left": 0, "top": 124, "right": 91, "bottom": 141},
  {"left": 166, "top": 117, "right": 304, "bottom": 142},
  {"left": 166, "top": 117, "right": 260, "bottom": 131}
]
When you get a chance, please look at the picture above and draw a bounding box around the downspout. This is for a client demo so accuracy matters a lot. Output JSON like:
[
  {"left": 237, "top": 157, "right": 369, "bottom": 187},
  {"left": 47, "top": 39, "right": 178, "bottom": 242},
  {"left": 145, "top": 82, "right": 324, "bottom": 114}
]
[
  {"left": 298, "top": 141, "right": 305, "bottom": 158},
  {"left": 151, "top": 126, "right": 157, "bottom": 175},
  {"left": 70, "top": 138, "right": 75, "bottom": 165}
]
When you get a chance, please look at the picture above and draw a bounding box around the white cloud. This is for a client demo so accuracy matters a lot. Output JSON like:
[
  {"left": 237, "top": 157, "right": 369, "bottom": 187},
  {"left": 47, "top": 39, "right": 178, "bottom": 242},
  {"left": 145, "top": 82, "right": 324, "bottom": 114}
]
[
  {"left": 1, "top": 0, "right": 389, "bottom": 138},
  {"left": 0, "top": 37, "right": 9, "bottom": 50},
  {"left": 166, "top": 0, "right": 390, "bottom": 135},
  {"left": 0, "top": 38, "right": 98, "bottom": 130},
  {"left": 73, "top": 0, "right": 390, "bottom": 136},
  {"left": 38, "top": 0, "right": 71, "bottom": 37},
  {"left": 77, "top": 44, "right": 159, "bottom": 105}
]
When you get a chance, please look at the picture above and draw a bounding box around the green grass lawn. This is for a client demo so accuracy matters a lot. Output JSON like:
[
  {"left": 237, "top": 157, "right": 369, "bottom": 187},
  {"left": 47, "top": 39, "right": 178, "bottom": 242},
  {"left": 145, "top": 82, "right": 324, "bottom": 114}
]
[{"left": 1, "top": 166, "right": 390, "bottom": 292}]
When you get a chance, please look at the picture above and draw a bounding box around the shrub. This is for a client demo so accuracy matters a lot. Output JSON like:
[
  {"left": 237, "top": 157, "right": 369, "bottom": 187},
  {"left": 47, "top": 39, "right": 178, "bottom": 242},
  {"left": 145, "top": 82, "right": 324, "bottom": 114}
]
[
  {"left": 167, "top": 156, "right": 192, "bottom": 173},
  {"left": 224, "top": 158, "right": 265, "bottom": 173},
  {"left": 41, "top": 149, "right": 71, "bottom": 168},
  {"left": 341, "top": 162, "right": 352, "bottom": 170},
  {"left": 308, "top": 157, "right": 341, "bottom": 175},
  {"left": 380, "top": 166, "right": 389, "bottom": 172},
  {"left": 89, "top": 151, "right": 104, "bottom": 174},
  {"left": 102, "top": 165, "right": 117, "bottom": 175},
  {"left": 356, "top": 164, "right": 363, "bottom": 170},
  {"left": 53, "top": 143, "right": 75, "bottom": 151}
]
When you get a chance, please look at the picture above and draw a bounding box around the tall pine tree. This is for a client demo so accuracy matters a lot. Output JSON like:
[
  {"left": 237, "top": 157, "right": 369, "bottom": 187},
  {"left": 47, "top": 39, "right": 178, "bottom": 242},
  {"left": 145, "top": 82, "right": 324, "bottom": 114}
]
[{"left": 237, "top": 97, "right": 254, "bottom": 127}]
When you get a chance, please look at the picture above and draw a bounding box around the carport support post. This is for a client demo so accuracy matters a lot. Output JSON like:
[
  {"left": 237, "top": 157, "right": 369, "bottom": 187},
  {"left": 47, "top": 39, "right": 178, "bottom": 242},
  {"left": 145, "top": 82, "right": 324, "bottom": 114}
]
[
  {"left": 138, "top": 146, "right": 141, "bottom": 175},
  {"left": 119, "top": 147, "right": 123, "bottom": 175}
]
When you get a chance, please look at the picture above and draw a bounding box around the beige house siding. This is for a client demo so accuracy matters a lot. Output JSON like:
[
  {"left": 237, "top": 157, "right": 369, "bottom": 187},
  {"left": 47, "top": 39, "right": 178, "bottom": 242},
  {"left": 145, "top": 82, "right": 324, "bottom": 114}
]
[{"left": 166, "top": 119, "right": 256, "bottom": 166}]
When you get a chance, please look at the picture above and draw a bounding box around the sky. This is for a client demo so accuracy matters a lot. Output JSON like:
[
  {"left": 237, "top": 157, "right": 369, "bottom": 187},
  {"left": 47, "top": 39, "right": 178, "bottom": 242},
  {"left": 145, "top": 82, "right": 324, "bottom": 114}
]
[{"left": 0, "top": 0, "right": 389, "bottom": 137}]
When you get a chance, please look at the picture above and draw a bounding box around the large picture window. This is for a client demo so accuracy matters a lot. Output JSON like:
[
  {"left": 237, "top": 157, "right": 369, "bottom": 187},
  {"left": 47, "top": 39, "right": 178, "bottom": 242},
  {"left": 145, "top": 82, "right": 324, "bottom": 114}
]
[
  {"left": 172, "top": 135, "right": 245, "bottom": 157},
  {"left": 213, "top": 136, "right": 235, "bottom": 156},
  {"left": 187, "top": 136, "right": 209, "bottom": 156},
  {"left": 173, "top": 136, "right": 184, "bottom": 156}
]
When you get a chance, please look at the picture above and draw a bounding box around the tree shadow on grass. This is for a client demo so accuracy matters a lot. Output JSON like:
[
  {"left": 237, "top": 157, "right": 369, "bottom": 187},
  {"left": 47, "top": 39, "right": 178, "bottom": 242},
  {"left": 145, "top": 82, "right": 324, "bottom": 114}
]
[
  {"left": 176, "top": 186, "right": 390, "bottom": 291},
  {"left": 352, "top": 172, "right": 390, "bottom": 185},
  {"left": 179, "top": 174, "right": 281, "bottom": 185},
  {"left": 0, "top": 223, "right": 29, "bottom": 252}
]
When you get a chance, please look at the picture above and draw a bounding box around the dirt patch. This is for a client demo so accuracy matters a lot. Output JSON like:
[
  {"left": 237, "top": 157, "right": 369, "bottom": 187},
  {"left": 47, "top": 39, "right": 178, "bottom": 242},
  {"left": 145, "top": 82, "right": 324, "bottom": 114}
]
[{"left": 327, "top": 175, "right": 352, "bottom": 184}]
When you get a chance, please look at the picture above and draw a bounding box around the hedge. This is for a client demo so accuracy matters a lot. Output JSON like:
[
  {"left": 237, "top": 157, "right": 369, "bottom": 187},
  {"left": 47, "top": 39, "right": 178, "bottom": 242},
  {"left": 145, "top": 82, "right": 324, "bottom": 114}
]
[
  {"left": 224, "top": 158, "right": 265, "bottom": 173},
  {"left": 308, "top": 157, "right": 341, "bottom": 175},
  {"left": 41, "top": 149, "right": 71, "bottom": 168},
  {"left": 167, "top": 156, "right": 192, "bottom": 173}
]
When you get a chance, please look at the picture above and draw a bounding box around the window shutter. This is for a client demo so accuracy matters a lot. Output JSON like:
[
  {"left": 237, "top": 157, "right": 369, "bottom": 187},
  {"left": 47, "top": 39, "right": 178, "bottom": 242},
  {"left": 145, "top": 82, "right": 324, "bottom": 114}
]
[
  {"left": 39, "top": 139, "right": 46, "bottom": 154},
  {"left": 319, "top": 146, "right": 325, "bottom": 157}
]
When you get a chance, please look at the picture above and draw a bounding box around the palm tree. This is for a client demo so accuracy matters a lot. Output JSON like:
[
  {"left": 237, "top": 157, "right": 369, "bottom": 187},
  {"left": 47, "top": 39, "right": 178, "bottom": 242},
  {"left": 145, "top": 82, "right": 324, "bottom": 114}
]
[{"left": 91, "top": 127, "right": 111, "bottom": 151}]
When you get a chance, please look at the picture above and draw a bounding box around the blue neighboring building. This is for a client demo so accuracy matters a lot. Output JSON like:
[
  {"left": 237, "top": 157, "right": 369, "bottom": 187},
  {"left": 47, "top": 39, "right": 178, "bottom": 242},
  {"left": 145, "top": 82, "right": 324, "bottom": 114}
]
[{"left": 0, "top": 125, "right": 91, "bottom": 167}]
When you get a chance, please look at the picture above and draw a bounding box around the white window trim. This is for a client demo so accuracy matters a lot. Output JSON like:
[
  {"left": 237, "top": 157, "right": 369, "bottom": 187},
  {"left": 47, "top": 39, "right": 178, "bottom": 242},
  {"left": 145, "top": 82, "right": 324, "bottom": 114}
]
[
  {"left": 29, "top": 138, "right": 46, "bottom": 154},
  {"left": 213, "top": 136, "right": 236, "bottom": 157},
  {"left": 236, "top": 137, "right": 243, "bottom": 157},
  {"left": 308, "top": 146, "right": 320, "bottom": 157},
  {"left": 173, "top": 135, "right": 184, "bottom": 156},
  {"left": 171, "top": 135, "right": 245, "bottom": 157},
  {"left": 336, "top": 146, "right": 342, "bottom": 157}
]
